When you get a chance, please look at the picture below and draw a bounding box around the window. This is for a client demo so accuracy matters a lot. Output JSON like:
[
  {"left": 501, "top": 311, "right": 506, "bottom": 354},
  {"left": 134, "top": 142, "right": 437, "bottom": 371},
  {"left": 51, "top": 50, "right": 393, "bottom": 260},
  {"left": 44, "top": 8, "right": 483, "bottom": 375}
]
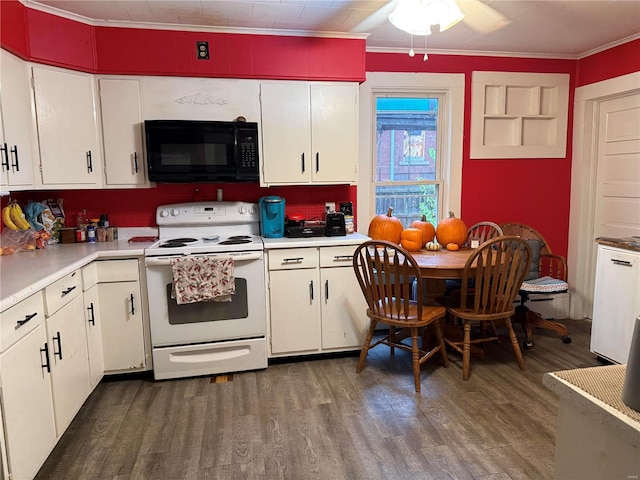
[
  {"left": 374, "top": 95, "right": 444, "bottom": 227},
  {"left": 357, "top": 72, "right": 464, "bottom": 234}
]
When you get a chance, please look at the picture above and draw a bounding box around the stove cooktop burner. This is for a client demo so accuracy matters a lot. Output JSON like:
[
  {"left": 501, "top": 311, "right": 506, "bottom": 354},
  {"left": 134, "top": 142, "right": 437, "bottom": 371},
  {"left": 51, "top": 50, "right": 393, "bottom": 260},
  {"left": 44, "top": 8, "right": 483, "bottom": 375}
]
[
  {"left": 168, "top": 237, "right": 198, "bottom": 243},
  {"left": 158, "top": 242, "right": 187, "bottom": 248},
  {"left": 219, "top": 238, "right": 252, "bottom": 245},
  {"left": 228, "top": 235, "right": 251, "bottom": 240}
]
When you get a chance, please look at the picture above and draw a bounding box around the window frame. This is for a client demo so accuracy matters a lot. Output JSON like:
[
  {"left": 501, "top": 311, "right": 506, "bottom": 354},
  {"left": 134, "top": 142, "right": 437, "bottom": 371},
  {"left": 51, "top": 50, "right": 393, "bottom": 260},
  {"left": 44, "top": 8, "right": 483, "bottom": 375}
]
[
  {"left": 373, "top": 93, "right": 446, "bottom": 226},
  {"left": 357, "top": 72, "right": 465, "bottom": 231}
]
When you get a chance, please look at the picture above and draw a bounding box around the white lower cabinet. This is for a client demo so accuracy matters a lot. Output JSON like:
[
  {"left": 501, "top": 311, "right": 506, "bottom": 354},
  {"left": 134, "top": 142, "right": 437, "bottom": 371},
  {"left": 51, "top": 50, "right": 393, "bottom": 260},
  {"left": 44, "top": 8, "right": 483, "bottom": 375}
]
[
  {"left": 0, "top": 293, "right": 56, "bottom": 480},
  {"left": 82, "top": 263, "right": 104, "bottom": 388},
  {"left": 95, "top": 259, "right": 146, "bottom": 372},
  {"left": 267, "top": 245, "right": 368, "bottom": 357}
]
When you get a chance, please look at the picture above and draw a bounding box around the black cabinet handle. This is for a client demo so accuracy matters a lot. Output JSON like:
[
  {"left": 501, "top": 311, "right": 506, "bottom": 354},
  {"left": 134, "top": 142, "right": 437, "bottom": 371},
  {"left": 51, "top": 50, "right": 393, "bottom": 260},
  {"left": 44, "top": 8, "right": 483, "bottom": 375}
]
[
  {"left": 325, "top": 280, "right": 329, "bottom": 301},
  {"left": 611, "top": 259, "right": 632, "bottom": 267},
  {"left": 283, "top": 257, "right": 304, "bottom": 263},
  {"left": 309, "top": 281, "right": 314, "bottom": 301},
  {"left": 61, "top": 286, "right": 76, "bottom": 297},
  {"left": 316, "top": 152, "right": 319, "bottom": 173},
  {"left": 53, "top": 331, "right": 63, "bottom": 360},
  {"left": 333, "top": 255, "right": 353, "bottom": 261},
  {"left": 86, "top": 151, "right": 93, "bottom": 172},
  {"left": 10, "top": 145, "right": 19, "bottom": 171},
  {"left": 87, "top": 303, "right": 95, "bottom": 325},
  {"left": 0, "top": 143, "right": 8, "bottom": 171},
  {"left": 133, "top": 152, "right": 139, "bottom": 173},
  {"left": 40, "top": 343, "right": 51, "bottom": 373},
  {"left": 301, "top": 153, "right": 305, "bottom": 173},
  {"left": 130, "top": 293, "right": 135, "bottom": 315},
  {"left": 15, "top": 312, "right": 37, "bottom": 330}
]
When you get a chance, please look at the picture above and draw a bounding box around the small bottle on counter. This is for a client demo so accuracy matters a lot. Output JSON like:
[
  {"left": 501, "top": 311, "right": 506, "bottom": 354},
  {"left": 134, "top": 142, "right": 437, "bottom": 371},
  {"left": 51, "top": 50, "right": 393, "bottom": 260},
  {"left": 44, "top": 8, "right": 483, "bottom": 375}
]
[
  {"left": 100, "top": 213, "right": 109, "bottom": 227},
  {"left": 106, "top": 226, "right": 115, "bottom": 242},
  {"left": 87, "top": 224, "right": 96, "bottom": 243},
  {"left": 96, "top": 226, "right": 107, "bottom": 242}
]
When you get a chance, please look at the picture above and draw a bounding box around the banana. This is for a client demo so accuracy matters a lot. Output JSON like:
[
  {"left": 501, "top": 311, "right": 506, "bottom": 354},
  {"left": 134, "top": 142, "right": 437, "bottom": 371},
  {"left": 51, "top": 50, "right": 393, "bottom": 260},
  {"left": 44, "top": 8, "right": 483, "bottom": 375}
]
[
  {"left": 10, "top": 202, "right": 31, "bottom": 230},
  {"left": 2, "top": 204, "right": 19, "bottom": 230}
]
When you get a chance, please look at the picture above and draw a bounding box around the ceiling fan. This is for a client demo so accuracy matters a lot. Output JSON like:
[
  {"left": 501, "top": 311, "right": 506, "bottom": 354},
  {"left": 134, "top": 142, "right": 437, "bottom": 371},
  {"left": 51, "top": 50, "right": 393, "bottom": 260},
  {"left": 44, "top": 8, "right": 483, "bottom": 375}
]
[{"left": 352, "top": 0, "right": 511, "bottom": 35}]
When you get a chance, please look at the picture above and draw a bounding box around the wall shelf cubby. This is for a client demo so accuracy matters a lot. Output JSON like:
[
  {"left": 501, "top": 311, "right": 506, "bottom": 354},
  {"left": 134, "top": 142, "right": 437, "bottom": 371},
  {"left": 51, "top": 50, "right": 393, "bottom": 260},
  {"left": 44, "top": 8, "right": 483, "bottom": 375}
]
[{"left": 470, "top": 71, "right": 569, "bottom": 158}]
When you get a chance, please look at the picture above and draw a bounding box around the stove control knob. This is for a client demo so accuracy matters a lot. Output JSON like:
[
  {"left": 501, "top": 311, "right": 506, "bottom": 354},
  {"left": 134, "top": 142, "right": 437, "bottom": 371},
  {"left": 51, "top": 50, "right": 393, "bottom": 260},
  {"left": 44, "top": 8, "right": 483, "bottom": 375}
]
[
  {"left": 171, "top": 208, "right": 180, "bottom": 217},
  {"left": 248, "top": 206, "right": 255, "bottom": 215},
  {"left": 239, "top": 205, "right": 247, "bottom": 214},
  {"left": 159, "top": 209, "right": 169, "bottom": 218}
]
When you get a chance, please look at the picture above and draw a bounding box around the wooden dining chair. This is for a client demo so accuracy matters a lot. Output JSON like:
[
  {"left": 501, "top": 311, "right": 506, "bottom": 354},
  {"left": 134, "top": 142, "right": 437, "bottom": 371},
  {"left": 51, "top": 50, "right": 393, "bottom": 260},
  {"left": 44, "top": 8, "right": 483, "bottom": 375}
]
[
  {"left": 352, "top": 240, "right": 449, "bottom": 393},
  {"left": 465, "top": 221, "right": 503, "bottom": 247},
  {"left": 445, "top": 236, "right": 531, "bottom": 380},
  {"left": 500, "top": 222, "right": 571, "bottom": 347}
]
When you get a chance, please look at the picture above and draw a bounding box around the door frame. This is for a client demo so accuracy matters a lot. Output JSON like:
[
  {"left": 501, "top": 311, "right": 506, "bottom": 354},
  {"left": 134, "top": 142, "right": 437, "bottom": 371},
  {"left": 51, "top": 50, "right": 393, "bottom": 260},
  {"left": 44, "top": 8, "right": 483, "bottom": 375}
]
[{"left": 568, "top": 71, "right": 640, "bottom": 320}]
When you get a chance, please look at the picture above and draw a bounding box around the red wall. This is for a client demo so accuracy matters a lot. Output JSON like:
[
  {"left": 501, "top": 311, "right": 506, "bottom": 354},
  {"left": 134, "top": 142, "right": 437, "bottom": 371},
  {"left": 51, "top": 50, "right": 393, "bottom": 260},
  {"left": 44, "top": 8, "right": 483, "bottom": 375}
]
[
  {"left": 2, "top": 0, "right": 638, "bottom": 258},
  {"left": 367, "top": 53, "right": 577, "bottom": 257}
]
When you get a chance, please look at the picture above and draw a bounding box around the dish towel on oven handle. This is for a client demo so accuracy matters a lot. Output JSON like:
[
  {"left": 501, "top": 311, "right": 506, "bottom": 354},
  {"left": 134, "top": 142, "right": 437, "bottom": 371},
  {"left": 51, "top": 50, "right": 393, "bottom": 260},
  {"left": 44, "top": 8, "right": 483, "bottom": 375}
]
[{"left": 171, "top": 255, "right": 235, "bottom": 304}]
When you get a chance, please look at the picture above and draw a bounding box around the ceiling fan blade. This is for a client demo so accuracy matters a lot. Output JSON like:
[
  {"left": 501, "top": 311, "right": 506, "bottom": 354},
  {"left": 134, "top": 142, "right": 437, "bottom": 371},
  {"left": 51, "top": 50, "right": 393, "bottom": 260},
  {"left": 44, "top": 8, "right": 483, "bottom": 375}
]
[
  {"left": 351, "top": 0, "right": 398, "bottom": 33},
  {"left": 458, "top": 0, "right": 511, "bottom": 33}
]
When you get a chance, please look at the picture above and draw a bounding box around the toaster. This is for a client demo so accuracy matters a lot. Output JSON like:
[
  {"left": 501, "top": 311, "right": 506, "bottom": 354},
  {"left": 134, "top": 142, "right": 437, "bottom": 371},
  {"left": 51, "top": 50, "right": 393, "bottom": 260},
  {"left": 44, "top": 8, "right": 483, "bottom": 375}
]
[{"left": 324, "top": 212, "right": 346, "bottom": 236}]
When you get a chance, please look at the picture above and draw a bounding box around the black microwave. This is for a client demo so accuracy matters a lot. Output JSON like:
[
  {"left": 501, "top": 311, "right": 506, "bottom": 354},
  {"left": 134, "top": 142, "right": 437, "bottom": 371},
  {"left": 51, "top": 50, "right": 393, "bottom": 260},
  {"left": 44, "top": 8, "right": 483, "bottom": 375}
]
[{"left": 144, "top": 120, "right": 260, "bottom": 183}]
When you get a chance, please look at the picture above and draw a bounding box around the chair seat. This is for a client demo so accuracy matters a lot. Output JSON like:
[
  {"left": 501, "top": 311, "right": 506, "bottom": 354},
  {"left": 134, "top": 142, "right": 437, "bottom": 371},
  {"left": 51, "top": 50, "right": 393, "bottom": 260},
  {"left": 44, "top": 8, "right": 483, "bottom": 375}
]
[{"left": 368, "top": 301, "right": 446, "bottom": 328}]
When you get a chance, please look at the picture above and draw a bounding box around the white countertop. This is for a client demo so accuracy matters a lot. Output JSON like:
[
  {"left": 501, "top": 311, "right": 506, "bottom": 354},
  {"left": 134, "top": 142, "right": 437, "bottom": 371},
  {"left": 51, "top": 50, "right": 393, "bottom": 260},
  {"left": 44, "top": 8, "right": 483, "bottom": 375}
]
[
  {"left": 262, "top": 232, "right": 369, "bottom": 249},
  {"left": 0, "top": 241, "right": 154, "bottom": 312}
]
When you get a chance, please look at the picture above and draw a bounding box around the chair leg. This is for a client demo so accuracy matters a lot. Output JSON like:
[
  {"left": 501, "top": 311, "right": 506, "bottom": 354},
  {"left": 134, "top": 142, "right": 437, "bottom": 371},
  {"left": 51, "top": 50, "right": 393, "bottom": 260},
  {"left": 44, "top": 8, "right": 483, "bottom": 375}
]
[
  {"left": 389, "top": 326, "right": 396, "bottom": 356},
  {"left": 411, "top": 327, "right": 421, "bottom": 393},
  {"left": 434, "top": 318, "right": 449, "bottom": 368},
  {"left": 505, "top": 317, "right": 526, "bottom": 371},
  {"left": 462, "top": 321, "right": 472, "bottom": 381},
  {"left": 356, "top": 319, "right": 377, "bottom": 374}
]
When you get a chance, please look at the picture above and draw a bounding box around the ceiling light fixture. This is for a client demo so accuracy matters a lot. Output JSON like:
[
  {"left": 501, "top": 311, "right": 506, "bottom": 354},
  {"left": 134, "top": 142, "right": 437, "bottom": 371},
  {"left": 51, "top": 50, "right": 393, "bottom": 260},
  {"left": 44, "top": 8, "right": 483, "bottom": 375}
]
[{"left": 388, "top": 0, "right": 464, "bottom": 60}]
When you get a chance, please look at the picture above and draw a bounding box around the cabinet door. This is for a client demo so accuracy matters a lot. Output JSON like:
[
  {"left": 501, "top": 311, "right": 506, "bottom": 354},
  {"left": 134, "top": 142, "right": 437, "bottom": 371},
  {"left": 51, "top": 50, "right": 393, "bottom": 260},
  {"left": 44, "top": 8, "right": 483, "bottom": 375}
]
[
  {"left": 0, "top": 49, "right": 37, "bottom": 189},
  {"left": 260, "top": 82, "right": 311, "bottom": 185},
  {"left": 310, "top": 83, "right": 358, "bottom": 184},
  {"left": 320, "top": 266, "right": 368, "bottom": 350},
  {"left": 269, "top": 268, "right": 321, "bottom": 355},
  {"left": 32, "top": 66, "right": 102, "bottom": 186},
  {"left": 99, "top": 78, "right": 146, "bottom": 186},
  {"left": 591, "top": 247, "right": 640, "bottom": 363},
  {"left": 98, "top": 280, "right": 146, "bottom": 371},
  {"left": 83, "top": 284, "right": 104, "bottom": 387},
  {"left": 0, "top": 323, "right": 56, "bottom": 480},
  {"left": 47, "top": 295, "right": 91, "bottom": 435}
]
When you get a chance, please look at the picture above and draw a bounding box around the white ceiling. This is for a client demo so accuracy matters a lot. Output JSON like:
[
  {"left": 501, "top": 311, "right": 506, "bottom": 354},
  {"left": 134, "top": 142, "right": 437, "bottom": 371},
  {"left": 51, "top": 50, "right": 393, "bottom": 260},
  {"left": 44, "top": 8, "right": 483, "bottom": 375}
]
[{"left": 24, "top": 0, "right": 640, "bottom": 58}]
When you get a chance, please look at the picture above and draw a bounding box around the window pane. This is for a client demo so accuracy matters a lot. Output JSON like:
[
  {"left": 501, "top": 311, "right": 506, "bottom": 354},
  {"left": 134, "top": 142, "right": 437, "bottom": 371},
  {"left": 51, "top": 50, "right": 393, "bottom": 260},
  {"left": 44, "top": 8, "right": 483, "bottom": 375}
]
[
  {"left": 376, "top": 184, "right": 438, "bottom": 227},
  {"left": 374, "top": 96, "right": 440, "bottom": 226}
]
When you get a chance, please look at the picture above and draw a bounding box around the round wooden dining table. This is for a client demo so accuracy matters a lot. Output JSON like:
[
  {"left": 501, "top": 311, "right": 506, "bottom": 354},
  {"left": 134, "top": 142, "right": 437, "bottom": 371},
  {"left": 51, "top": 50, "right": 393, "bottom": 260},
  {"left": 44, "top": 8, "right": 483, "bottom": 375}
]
[{"left": 410, "top": 247, "right": 477, "bottom": 279}]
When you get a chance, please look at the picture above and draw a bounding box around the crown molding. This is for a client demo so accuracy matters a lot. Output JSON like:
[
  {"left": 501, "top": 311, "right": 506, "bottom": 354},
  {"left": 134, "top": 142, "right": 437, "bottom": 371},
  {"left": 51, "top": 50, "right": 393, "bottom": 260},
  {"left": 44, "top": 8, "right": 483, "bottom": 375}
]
[
  {"left": 577, "top": 33, "right": 640, "bottom": 59},
  {"left": 365, "top": 46, "right": 578, "bottom": 60}
]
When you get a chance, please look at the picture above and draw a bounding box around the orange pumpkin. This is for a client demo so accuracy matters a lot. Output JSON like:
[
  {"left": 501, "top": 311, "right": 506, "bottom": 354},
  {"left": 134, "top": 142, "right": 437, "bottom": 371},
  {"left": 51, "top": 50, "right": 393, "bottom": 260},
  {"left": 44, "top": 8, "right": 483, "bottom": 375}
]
[
  {"left": 410, "top": 215, "right": 436, "bottom": 245},
  {"left": 446, "top": 243, "right": 460, "bottom": 251},
  {"left": 368, "top": 207, "right": 404, "bottom": 244},
  {"left": 400, "top": 228, "right": 423, "bottom": 252},
  {"left": 435, "top": 211, "right": 468, "bottom": 247}
]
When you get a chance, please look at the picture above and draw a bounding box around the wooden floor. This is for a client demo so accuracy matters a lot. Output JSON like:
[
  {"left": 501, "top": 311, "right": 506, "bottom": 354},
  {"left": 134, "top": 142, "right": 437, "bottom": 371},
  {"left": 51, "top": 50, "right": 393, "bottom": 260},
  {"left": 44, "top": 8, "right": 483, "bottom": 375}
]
[{"left": 36, "top": 319, "right": 601, "bottom": 480}]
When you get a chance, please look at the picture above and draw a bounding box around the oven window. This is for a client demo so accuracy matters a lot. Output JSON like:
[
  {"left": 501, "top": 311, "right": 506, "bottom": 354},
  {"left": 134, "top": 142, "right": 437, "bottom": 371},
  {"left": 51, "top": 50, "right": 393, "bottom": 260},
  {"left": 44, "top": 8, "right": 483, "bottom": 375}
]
[{"left": 166, "top": 278, "right": 248, "bottom": 324}]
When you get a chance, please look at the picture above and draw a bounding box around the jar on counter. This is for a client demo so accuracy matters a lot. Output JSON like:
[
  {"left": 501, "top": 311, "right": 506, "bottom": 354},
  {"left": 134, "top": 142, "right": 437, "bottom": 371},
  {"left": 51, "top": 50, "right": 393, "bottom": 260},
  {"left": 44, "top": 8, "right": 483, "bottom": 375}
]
[
  {"left": 87, "top": 225, "right": 96, "bottom": 243},
  {"left": 96, "top": 226, "right": 107, "bottom": 242}
]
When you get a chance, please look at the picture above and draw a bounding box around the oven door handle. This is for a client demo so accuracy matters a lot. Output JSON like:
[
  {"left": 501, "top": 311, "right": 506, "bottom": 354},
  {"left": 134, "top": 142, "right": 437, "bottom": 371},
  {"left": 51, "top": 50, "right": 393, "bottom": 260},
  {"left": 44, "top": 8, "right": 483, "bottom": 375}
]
[{"left": 145, "top": 252, "right": 262, "bottom": 266}]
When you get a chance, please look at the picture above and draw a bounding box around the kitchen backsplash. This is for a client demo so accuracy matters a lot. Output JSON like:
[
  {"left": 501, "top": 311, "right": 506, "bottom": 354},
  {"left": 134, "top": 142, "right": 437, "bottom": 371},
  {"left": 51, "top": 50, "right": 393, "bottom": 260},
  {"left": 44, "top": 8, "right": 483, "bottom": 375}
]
[{"left": 8, "top": 183, "right": 357, "bottom": 231}]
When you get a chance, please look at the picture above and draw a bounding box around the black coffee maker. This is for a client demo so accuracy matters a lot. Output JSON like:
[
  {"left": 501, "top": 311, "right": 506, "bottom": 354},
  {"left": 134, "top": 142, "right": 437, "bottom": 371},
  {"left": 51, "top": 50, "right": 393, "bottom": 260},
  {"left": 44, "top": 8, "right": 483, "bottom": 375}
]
[{"left": 324, "top": 212, "right": 346, "bottom": 236}]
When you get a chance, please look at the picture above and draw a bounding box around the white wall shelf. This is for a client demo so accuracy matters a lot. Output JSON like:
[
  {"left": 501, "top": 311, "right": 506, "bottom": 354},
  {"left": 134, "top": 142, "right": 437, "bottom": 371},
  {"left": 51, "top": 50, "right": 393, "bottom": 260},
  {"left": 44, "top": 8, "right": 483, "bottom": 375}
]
[{"left": 470, "top": 71, "right": 569, "bottom": 159}]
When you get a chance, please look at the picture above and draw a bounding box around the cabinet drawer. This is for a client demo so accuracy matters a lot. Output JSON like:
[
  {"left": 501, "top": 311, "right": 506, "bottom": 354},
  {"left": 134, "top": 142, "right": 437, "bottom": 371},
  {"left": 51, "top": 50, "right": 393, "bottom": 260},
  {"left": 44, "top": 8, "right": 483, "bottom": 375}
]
[
  {"left": 0, "top": 291, "right": 45, "bottom": 352},
  {"left": 82, "top": 262, "right": 99, "bottom": 290},
  {"left": 319, "top": 245, "right": 358, "bottom": 268},
  {"left": 268, "top": 248, "right": 318, "bottom": 270},
  {"left": 44, "top": 270, "right": 82, "bottom": 316},
  {"left": 96, "top": 259, "right": 139, "bottom": 282}
]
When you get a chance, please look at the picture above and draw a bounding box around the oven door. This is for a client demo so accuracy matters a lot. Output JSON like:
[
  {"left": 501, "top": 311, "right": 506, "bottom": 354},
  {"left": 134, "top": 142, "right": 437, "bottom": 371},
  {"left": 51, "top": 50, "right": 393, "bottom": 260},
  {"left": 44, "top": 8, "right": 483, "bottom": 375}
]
[{"left": 145, "top": 251, "right": 266, "bottom": 347}]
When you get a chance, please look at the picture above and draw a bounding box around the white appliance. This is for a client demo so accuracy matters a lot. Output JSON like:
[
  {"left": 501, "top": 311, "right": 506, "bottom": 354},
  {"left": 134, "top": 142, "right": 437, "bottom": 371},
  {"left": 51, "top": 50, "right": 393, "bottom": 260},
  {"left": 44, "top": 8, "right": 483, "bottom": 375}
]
[
  {"left": 144, "top": 202, "right": 267, "bottom": 380},
  {"left": 590, "top": 244, "right": 640, "bottom": 364}
]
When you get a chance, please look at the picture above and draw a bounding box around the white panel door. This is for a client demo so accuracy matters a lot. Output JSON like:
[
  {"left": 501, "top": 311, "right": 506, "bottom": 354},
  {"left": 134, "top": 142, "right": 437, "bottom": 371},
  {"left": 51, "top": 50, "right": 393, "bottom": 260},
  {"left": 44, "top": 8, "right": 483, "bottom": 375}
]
[
  {"left": 99, "top": 78, "right": 146, "bottom": 186},
  {"left": 0, "top": 49, "right": 37, "bottom": 189},
  {"left": 593, "top": 93, "right": 640, "bottom": 239},
  {"left": 310, "top": 83, "right": 358, "bottom": 184},
  {"left": 260, "top": 82, "right": 311, "bottom": 184},
  {"left": 32, "top": 66, "right": 102, "bottom": 186},
  {"left": 0, "top": 323, "right": 56, "bottom": 480}
]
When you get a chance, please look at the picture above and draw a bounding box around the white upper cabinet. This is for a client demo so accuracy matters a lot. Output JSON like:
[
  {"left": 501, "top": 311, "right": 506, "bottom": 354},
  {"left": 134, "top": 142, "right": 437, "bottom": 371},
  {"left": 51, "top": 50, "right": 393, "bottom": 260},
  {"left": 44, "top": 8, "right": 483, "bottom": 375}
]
[
  {"left": 0, "top": 49, "right": 38, "bottom": 190},
  {"left": 470, "top": 71, "right": 569, "bottom": 159},
  {"left": 32, "top": 65, "right": 103, "bottom": 187},
  {"left": 98, "top": 78, "right": 147, "bottom": 187},
  {"left": 260, "top": 82, "right": 358, "bottom": 186}
]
